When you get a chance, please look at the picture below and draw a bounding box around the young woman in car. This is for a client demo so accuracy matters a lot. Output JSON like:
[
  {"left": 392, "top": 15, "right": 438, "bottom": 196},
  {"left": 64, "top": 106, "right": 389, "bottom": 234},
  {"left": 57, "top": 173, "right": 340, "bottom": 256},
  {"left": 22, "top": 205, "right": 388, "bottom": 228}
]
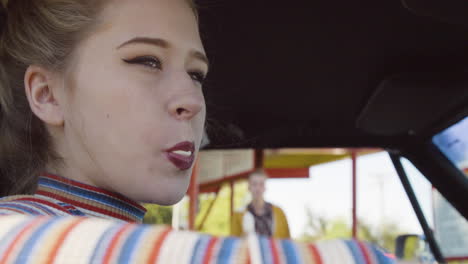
[
  {"left": 0, "top": 2, "right": 397, "bottom": 263},
  {"left": 0, "top": 0, "right": 208, "bottom": 223}
]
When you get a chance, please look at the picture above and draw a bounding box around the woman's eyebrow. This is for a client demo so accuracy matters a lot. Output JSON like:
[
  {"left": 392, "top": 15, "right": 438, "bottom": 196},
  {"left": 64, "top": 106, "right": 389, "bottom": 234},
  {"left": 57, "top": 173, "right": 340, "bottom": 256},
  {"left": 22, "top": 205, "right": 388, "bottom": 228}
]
[
  {"left": 117, "top": 36, "right": 209, "bottom": 69},
  {"left": 190, "top": 50, "right": 209, "bottom": 70},
  {"left": 116, "top": 37, "right": 169, "bottom": 49}
]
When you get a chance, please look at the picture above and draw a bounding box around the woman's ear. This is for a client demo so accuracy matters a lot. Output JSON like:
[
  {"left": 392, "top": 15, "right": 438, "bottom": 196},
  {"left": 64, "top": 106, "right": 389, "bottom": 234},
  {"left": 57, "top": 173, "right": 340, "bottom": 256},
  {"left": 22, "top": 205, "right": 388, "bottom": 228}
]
[{"left": 24, "top": 65, "right": 64, "bottom": 126}]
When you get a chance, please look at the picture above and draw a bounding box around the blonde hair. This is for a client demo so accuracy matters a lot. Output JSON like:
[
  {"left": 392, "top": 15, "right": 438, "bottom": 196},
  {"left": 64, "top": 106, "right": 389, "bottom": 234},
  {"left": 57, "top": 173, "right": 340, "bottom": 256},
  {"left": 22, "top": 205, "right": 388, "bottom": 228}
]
[
  {"left": 248, "top": 170, "right": 267, "bottom": 182},
  {"left": 0, "top": 0, "right": 198, "bottom": 195}
]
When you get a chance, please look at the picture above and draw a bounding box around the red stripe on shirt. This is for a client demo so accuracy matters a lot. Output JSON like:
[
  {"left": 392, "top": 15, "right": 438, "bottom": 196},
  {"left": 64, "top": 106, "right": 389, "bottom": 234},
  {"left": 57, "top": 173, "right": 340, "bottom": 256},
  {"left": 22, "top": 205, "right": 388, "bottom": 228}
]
[
  {"left": 41, "top": 174, "right": 146, "bottom": 211},
  {"left": 0, "top": 207, "right": 28, "bottom": 215},
  {"left": 16, "top": 197, "right": 70, "bottom": 214},
  {"left": 308, "top": 244, "right": 323, "bottom": 264},
  {"left": 102, "top": 223, "right": 134, "bottom": 264},
  {"left": 0, "top": 217, "right": 46, "bottom": 264},
  {"left": 146, "top": 228, "right": 172, "bottom": 264},
  {"left": 357, "top": 241, "right": 372, "bottom": 264},
  {"left": 45, "top": 218, "right": 86, "bottom": 263},
  {"left": 269, "top": 239, "right": 281, "bottom": 264},
  {"left": 203, "top": 237, "right": 219, "bottom": 264},
  {"left": 36, "top": 190, "right": 133, "bottom": 222}
]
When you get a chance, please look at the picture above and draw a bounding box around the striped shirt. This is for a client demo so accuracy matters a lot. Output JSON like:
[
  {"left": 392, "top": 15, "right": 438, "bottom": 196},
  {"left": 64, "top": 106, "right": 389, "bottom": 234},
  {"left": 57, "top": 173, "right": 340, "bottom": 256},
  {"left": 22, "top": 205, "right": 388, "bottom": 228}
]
[
  {"left": 0, "top": 174, "right": 146, "bottom": 223},
  {"left": 0, "top": 176, "right": 396, "bottom": 263},
  {"left": 0, "top": 214, "right": 395, "bottom": 264}
]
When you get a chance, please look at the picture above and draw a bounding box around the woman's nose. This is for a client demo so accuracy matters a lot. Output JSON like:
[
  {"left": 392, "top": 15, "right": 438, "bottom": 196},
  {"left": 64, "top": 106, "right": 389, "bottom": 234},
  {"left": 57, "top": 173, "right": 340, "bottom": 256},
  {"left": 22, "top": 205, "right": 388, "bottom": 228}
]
[
  {"left": 168, "top": 90, "right": 204, "bottom": 121},
  {"left": 165, "top": 70, "right": 205, "bottom": 120}
]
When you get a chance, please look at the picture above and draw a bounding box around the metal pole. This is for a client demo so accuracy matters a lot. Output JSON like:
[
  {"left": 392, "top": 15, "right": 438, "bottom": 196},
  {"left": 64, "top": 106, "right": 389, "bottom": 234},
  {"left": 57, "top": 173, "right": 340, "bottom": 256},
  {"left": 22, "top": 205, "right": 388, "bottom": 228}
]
[
  {"left": 230, "top": 181, "right": 235, "bottom": 228},
  {"left": 197, "top": 189, "right": 220, "bottom": 231},
  {"left": 389, "top": 153, "right": 446, "bottom": 263},
  {"left": 352, "top": 149, "right": 358, "bottom": 239}
]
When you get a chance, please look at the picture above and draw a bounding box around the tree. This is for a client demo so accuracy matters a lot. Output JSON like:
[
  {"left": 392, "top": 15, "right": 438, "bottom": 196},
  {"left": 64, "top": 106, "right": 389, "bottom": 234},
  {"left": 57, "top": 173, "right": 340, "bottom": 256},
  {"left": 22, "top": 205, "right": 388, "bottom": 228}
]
[
  {"left": 358, "top": 220, "right": 407, "bottom": 253},
  {"left": 299, "top": 208, "right": 350, "bottom": 242},
  {"left": 189, "top": 181, "right": 249, "bottom": 236},
  {"left": 299, "top": 207, "right": 406, "bottom": 253}
]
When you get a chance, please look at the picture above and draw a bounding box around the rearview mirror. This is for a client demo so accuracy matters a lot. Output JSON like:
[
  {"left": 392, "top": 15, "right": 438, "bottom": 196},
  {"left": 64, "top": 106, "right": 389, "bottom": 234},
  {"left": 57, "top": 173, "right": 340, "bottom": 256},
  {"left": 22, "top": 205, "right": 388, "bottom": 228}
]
[{"left": 395, "top": 234, "right": 422, "bottom": 259}]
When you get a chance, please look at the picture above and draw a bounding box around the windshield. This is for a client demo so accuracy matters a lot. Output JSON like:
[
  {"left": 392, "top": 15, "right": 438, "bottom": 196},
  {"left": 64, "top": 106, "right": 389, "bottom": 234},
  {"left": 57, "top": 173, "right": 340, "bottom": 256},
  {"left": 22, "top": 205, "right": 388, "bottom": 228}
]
[{"left": 432, "top": 116, "right": 468, "bottom": 175}]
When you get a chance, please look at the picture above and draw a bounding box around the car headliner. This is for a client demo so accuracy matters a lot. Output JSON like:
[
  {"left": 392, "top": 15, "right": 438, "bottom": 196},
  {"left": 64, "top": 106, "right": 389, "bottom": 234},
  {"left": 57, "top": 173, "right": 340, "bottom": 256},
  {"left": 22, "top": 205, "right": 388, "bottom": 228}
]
[
  {"left": 198, "top": 0, "right": 468, "bottom": 149},
  {"left": 197, "top": 0, "right": 468, "bottom": 219}
]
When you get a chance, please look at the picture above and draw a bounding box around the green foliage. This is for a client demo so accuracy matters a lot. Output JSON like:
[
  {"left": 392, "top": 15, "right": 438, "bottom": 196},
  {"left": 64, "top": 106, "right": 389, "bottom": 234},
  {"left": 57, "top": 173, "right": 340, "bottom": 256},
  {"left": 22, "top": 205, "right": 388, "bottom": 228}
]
[
  {"left": 195, "top": 181, "right": 249, "bottom": 236},
  {"left": 299, "top": 209, "right": 351, "bottom": 242},
  {"left": 299, "top": 207, "right": 406, "bottom": 253},
  {"left": 357, "top": 219, "right": 405, "bottom": 253},
  {"left": 142, "top": 204, "right": 173, "bottom": 225}
]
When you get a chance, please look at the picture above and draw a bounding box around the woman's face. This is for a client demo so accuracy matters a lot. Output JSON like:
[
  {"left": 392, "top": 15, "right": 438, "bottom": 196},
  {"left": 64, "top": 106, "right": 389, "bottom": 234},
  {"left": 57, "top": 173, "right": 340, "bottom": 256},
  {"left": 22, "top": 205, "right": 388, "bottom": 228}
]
[{"left": 58, "top": 0, "right": 207, "bottom": 204}]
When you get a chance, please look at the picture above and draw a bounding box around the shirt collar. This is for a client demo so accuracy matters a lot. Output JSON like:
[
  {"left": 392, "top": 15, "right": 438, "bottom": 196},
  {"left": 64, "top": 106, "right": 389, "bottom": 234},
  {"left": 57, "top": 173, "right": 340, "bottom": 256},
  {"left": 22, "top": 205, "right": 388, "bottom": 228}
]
[{"left": 35, "top": 173, "right": 147, "bottom": 222}]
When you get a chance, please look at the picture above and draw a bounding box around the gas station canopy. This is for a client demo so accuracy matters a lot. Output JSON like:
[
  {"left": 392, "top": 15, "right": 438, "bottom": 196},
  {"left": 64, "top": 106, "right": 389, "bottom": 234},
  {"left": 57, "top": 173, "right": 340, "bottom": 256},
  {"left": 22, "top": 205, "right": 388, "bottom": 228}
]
[{"left": 196, "top": 148, "right": 380, "bottom": 192}]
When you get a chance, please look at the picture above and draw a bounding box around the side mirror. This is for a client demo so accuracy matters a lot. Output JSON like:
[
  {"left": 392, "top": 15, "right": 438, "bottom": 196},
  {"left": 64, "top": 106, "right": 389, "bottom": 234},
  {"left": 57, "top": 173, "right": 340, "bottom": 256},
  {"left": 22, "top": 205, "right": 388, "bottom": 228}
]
[{"left": 395, "top": 234, "right": 425, "bottom": 260}]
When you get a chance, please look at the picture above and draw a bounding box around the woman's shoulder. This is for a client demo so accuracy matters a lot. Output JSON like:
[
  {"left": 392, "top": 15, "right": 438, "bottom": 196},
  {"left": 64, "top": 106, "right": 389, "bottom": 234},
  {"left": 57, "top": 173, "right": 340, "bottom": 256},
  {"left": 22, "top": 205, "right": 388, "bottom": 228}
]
[
  {"left": 0, "top": 194, "right": 68, "bottom": 216},
  {"left": 0, "top": 214, "right": 395, "bottom": 264},
  {"left": 0, "top": 195, "right": 35, "bottom": 215}
]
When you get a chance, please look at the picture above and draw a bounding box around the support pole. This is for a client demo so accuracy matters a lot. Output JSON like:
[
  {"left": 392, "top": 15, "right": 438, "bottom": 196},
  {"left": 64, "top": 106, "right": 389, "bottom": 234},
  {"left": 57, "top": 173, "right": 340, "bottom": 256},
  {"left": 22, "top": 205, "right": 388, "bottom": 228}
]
[
  {"left": 188, "top": 161, "right": 199, "bottom": 230},
  {"left": 351, "top": 149, "right": 358, "bottom": 239},
  {"left": 197, "top": 189, "right": 220, "bottom": 231},
  {"left": 230, "top": 181, "right": 235, "bottom": 227},
  {"left": 254, "top": 149, "right": 264, "bottom": 169},
  {"left": 389, "top": 153, "right": 446, "bottom": 263}
]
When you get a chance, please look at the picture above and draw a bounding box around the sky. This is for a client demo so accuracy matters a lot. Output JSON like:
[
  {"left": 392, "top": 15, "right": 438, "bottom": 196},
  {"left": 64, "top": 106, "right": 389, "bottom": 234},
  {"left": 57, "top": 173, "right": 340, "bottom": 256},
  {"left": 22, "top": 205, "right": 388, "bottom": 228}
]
[{"left": 263, "top": 151, "right": 434, "bottom": 239}]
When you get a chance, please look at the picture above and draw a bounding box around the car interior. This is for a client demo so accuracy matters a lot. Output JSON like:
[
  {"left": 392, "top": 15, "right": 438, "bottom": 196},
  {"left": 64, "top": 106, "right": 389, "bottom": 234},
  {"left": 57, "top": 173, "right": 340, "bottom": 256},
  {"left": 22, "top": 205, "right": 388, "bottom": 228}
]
[
  {"left": 196, "top": 0, "right": 468, "bottom": 262},
  {"left": 0, "top": 0, "right": 466, "bottom": 263}
]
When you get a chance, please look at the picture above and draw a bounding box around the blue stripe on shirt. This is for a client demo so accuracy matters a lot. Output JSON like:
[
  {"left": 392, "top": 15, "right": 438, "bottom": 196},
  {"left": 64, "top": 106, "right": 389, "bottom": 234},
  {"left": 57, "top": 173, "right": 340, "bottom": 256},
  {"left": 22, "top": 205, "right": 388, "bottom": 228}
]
[{"left": 39, "top": 178, "right": 143, "bottom": 218}]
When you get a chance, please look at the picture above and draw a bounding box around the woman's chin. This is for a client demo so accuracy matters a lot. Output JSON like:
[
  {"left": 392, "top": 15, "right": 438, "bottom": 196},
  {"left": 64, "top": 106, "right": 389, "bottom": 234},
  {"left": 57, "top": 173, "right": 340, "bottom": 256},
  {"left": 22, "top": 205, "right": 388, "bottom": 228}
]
[
  {"left": 120, "top": 168, "right": 192, "bottom": 205},
  {"left": 139, "top": 194, "right": 184, "bottom": 206},
  {"left": 135, "top": 185, "right": 189, "bottom": 205},
  {"left": 153, "top": 196, "right": 183, "bottom": 206}
]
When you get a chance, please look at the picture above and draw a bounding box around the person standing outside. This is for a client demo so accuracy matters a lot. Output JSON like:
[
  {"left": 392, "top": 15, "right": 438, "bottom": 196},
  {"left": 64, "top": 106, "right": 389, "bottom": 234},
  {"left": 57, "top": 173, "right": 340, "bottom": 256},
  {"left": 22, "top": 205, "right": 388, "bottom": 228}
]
[{"left": 232, "top": 171, "right": 291, "bottom": 239}]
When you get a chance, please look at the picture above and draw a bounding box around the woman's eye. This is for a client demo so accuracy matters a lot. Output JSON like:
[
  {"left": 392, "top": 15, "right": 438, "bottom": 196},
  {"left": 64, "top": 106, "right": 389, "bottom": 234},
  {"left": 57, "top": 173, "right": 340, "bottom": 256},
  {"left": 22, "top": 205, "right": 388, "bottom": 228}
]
[
  {"left": 123, "top": 56, "right": 162, "bottom": 70},
  {"left": 188, "top": 71, "right": 206, "bottom": 85}
]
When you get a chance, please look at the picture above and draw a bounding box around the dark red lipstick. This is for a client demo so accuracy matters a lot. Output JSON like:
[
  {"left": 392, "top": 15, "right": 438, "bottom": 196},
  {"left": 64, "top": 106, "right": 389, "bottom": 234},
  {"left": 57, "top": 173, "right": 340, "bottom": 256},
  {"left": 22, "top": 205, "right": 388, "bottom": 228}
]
[{"left": 164, "top": 141, "right": 195, "bottom": 170}]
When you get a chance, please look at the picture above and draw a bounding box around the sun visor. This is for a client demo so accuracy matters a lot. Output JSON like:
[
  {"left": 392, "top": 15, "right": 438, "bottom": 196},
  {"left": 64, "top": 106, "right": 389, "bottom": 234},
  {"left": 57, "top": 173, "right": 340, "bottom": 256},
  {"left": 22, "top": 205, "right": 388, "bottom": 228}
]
[
  {"left": 357, "top": 72, "right": 468, "bottom": 136},
  {"left": 402, "top": 0, "right": 468, "bottom": 27}
]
